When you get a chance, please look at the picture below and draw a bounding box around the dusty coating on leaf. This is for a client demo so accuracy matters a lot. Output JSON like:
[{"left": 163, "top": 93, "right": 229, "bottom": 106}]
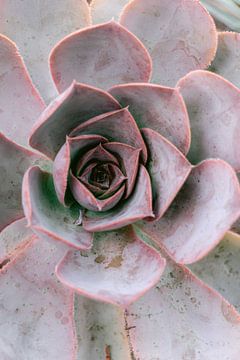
[
  {"left": 0, "top": 218, "right": 33, "bottom": 263},
  {"left": 0, "top": 0, "right": 91, "bottom": 102},
  {"left": 0, "top": 34, "right": 45, "bottom": 147},
  {"left": 125, "top": 227, "right": 240, "bottom": 359},
  {"left": 140, "top": 159, "right": 240, "bottom": 264},
  {"left": 0, "top": 236, "right": 77, "bottom": 359},
  {"left": 177, "top": 70, "right": 240, "bottom": 170},
  {"left": 211, "top": 31, "right": 240, "bottom": 89},
  {"left": 0, "top": 133, "right": 48, "bottom": 232},
  {"left": 120, "top": 0, "right": 218, "bottom": 86},
  {"left": 56, "top": 226, "right": 166, "bottom": 307},
  {"left": 74, "top": 295, "right": 132, "bottom": 359},
  {"left": 189, "top": 231, "right": 240, "bottom": 313}
]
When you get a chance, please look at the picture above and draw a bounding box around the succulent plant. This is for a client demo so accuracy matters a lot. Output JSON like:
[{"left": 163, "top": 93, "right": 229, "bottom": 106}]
[{"left": 1, "top": 0, "right": 240, "bottom": 359}]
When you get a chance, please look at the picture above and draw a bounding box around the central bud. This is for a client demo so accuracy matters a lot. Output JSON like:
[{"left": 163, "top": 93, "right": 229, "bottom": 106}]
[{"left": 89, "top": 164, "right": 112, "bottom": 189}]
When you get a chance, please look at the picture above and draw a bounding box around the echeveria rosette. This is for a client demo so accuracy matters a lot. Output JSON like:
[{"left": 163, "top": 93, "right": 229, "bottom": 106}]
[{"left": 0, "top": 0, "right": 240, "bottom": 359}]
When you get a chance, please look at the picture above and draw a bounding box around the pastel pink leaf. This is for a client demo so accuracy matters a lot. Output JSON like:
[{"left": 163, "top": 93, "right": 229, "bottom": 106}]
[
  {"left": 0, "top": 218, "right": 32, "bottom": 262},
  {"left": 109, "top": 83, "right": 190, "bottom": 154},
  {"left": 120, "top": 0, "right": 217, "bottom": 86},
  {"left": 140, "top": 159, "right": 240, "bottom": 264},
  {"left": 142, "top": 128, "right": 192, "bottom": 220},
  {"left": 0, "top": 34, "right": 45, "bottom": 148},
  {"left": 69, "top": 171, "right": 125, "bottom": 211},
  {"left": 50, "top": 20, "right": 152, "bottom": 92},
  {"left": 83, "top": 165, "right": 154, "bottom": 232},
  {"left": 56, "top": 226, "right": 166, "bottom": 307},
  {"left": 22, "top": 166, "right": 93, "bottom": 250},
  {"left": 0, "top": 133, "right": 48, "bottom": 232},
  {"left": 30, "top": 81, "right": 120, "bottom": 159},
  {"left": 177, "top": 70, "right": 240, "bottom": 170},
  {"left": 53, "top": 135, "right": 107, "bottom": 205},
  {"left": 0, "top": 236, "right": 77, "bottom": 359},
  {"left": 70, "top": 108, "right": 148, "bottom": 163},
  {"left": 211, "top": 32, "right": 240, "bottom": 89},
  {"left": 103, "top": 142, "right": 140, "bottom": 198},
  {"left": 190, "top": 231, "right": 240, "bottom": 313},
  {"left": 0, "top": 0, "right": 91, "bottom": 102},
  {"left": 74, "top": 296, "right": 132, "bottom": 359},
  {"left": 125, "top": 230, "right": 240, "bottom": 359}
]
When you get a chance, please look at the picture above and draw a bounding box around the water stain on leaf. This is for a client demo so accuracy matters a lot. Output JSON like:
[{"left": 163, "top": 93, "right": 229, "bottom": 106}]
[{"left": 106, "top": 255, "right": 123, "bottom": 268}]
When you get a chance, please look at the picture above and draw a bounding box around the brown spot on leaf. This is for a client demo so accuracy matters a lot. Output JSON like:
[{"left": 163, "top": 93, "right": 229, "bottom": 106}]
[
  {"left": 105, "top": 345, "right": 111, "bottom": 360},
  {"left": 95, "top": 255, "right": 106, "bottom": 264},
  {"left": 106, "top": 255, "right": 123, "bottom": 268}
]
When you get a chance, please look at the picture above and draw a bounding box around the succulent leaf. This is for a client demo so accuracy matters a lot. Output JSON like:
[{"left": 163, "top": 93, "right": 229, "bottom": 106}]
[
  {"left": 50, "top": 20, "right": 152, "bottom": 92},
  {"left": 56, "top": 226, "right": 166, "bottom": 307}
]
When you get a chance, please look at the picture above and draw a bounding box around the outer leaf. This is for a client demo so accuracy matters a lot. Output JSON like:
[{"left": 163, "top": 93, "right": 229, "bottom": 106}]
[
  {"left": 109, "top": 83, "right": 190, "bottom": 155},
  {"left": 22, "top": 166, "right": 93, "bottom": 250},
  {"left": 177, "top": 70, "right": 240, "bottom": 170},
  {"left": 0, "top": 133, "right": 47, "bottom": 232},
  {"left": 0, "top": 236, "right": 77, "bottom": 359},
  {"left": 83, "top": 165, "right": 153, "bottom": 232},
  {"left": 120, "top": 0, "right": 217, "bottom": 86},
  {"left": 140, "top": 159, "right": 240, "bottom": 264},
  {"left": 211, "top": 32, "right": 240, "bottom": 89},
  {"left": 0, "top": 218, "right": 32, "bottom": 262},
  {"left": 0, "top": 0, "right": 91, "bottom": 102},
  {"left": 190, "top": 231, "right": 240, "bottom": 312},
  {"left": 75, "top": 295, "right": 132, "bottom": 359},
  {"left": 142, "top": 128, "right": 192, "bottom": 220},
  {"left": 30, "top": 82, "right": 120, "bottom": 159},
  {"left": 56, "top": 226, "right": 166, "bottom": 307},
  {"left": 50, "top": 21, "right": 152, "bottom": 92},
  {"left": 0, "top": 35, "right": 45, "bottom": 148},
  {"left": 91, "top": 0, "right": 129, "bottom": 24},
  {"left": 125, "top": 228, "right": 240, "bottom": 360}
]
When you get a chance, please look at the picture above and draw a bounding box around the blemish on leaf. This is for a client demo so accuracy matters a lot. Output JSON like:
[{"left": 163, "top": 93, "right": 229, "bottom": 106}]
[
  {"left": 55, "top": 310, "right": 63, "bottom": 319},
  {"left": 105, "top": 345, "right": 111, "bottom": 360},
  {"left": 95, "top": 255, "right": 106, "bottom": 264},
  {"left": 106, "top": 255, "right": 123, "bottom": 268},
  {"left": 0, "top": 258, "right": 10, "bottom": 269},
  {"left": 61, "top": 317, "right": 69, "bottom": 325}
]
